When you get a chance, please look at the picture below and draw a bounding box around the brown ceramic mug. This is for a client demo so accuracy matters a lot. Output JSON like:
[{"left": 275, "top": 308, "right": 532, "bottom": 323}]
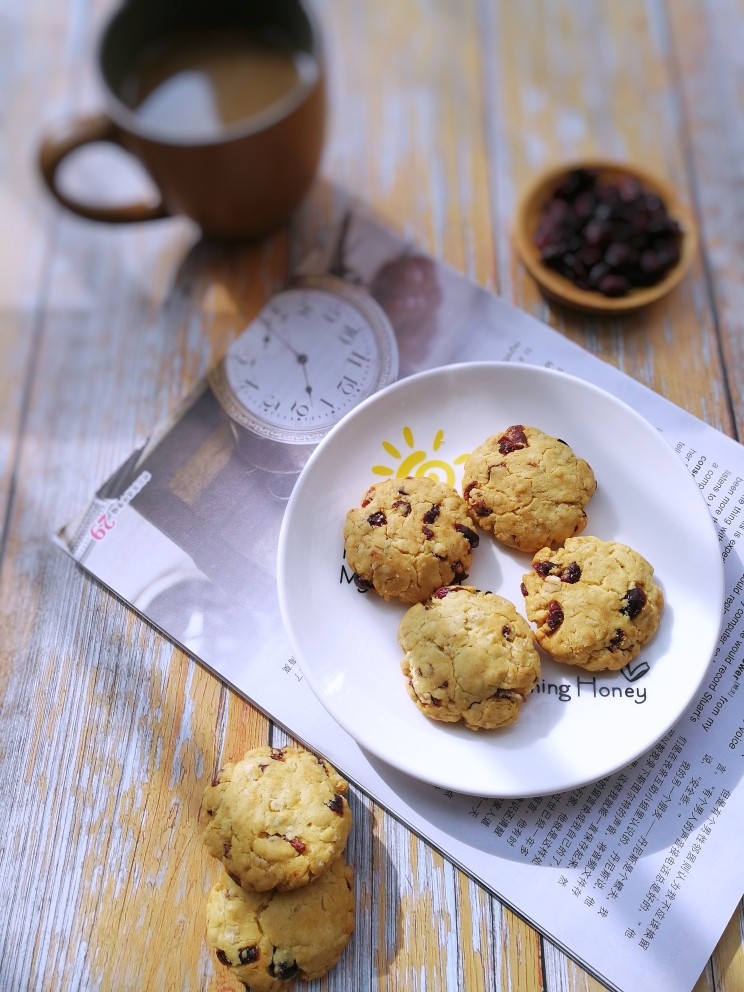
[{"left": 38, "top": 0, "right": 326, "bottom": 241}]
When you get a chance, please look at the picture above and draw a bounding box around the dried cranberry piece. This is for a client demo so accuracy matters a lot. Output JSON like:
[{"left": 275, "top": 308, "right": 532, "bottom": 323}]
[
  {"left": 429, "top": 696, "right": 442, "bottom": 707},
  {"left": 463, "top": 481, "right": 478, "bottom": 501},
  {"left": 621, "top": 585, "right": 647, "bottom": 618},
  {"left": 286, "top": 836, "right": 306, "bottom": 854},
  {"left": 422, "top": 525, "right": 435, "bottom": 539},
  {"left": 216, "top": 949, "right": 230, "bottom": 966},
  {"left": 454, "top": 523, "right": 480, "bottom": 548},
  {"left": 598, "top": 274, "right": 631, "bottom": 297},
  {"left": 533, "top": 560, "right": 557, "bottom": 577},
  {"left": 474, "top": 504, "right": 490, "bottom": 517},
  {"left": 423, "top": 505, "right": 441, "bottom": 524},
  {"left": 327, "top": 794, "right": 345, "bottom": 816},
  {"left": 502, "top": 624, "right": 513, "bottom": 640},
  {"left": 541, "top": 241, "right": 573, "bottom": 266},
  {"left": 588, "top": 261, "right": 610, "bottom": 288},
  {"left": 352, "top": 573, "right": 372, "bottom": 592},
  {"left": 392, "top": 500, "right": 411, "bottom": 515},
  {"left": 560, "top": 252, "right": 588, "bottom": 281},
  {"left": 270, "top": 748, "right": 285, "bottom": 761},
  {"left": 546, "top": 600, "right": 564, "bottom": 632},
  {"left": 584, "top": 218, "right": 610, "bottom": 247},
  {"left": 534, "top": 222, "right": 562, "bottom": 251},
  {"left": 609, "top": 629, "right": 625, "bottom": 649},
  {"left": 270, "top": 956, "right": 298, "bottom": 980},
  {"left": 642, "top": 248, "right": 668, "bottom": 275},
  {"left": 223, "top": 842, "right": 231, "bottom": 857},
  {"left": 655, "top": 242, "right": 681, "bottom": 268},
  {"left": 520, "top": 582, "right": 528, "bottom": 596},
  {"left": 642, "top": 191, "right": 665, "bottom": 213},
  {"left": 543, "top": 198, "right": 573, "bottom": 223},
  {"left": 552, "top": 168, "right": 598, "bottom": 200},
  {"left": 238, "top": 945, "right": 259, "bottom": 965},
  {"left": 498, "top": 425, "right": 528, "bottom": 454},
  {"left": 433, "top": 587, "right": 451, "bottom": 598},
  {"left": 604, "top": 241, "right": 636, "bottom": 269},
  {"left": 561, "top": 562, "right": 581, "bottom": 583},
  {"left": 573, "top": 190, "right": 597, "bottom": 220},
  {"left": 367, "top": 511, "right": 386, "bottom": 527},
  {"left": 452, "top": 562, "right": 468, "bottom": 583},
  {"left": 616, "top": 175, "right": 640, "bottom": 201},
  {"left": 575, "top": 244, "right": 603, "bottom": 267}
]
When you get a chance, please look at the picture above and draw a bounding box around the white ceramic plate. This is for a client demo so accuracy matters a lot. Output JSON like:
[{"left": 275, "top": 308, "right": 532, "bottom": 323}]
[{"left": 277, "top": 363, "right": 724, "bottom": 797}]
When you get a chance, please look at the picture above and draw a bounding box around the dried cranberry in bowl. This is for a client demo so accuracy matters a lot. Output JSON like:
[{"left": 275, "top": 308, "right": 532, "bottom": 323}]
[{"left": 533, "top": 168, "right": 683, "bottom": 298}]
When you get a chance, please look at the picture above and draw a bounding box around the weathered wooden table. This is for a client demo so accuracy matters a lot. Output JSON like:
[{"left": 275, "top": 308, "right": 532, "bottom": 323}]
[{"left": 2, "top": 1, "right": 743, "bottom": 989}]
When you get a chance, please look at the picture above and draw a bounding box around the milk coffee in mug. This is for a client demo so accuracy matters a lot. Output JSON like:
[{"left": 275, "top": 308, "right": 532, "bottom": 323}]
[{"left": 38, "top": 0, "right": 326, "bottom": 240}]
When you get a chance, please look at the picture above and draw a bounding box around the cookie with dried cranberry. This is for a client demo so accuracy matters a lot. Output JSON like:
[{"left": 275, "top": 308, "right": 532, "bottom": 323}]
[
  {"left": 202, "top": 746, "right": 352, "bottom": 893},
  {"left": 520, "top": 536, "right": 664, "bottom": 671},
  {"left": 343, "top": 476, "right": 480, "bottom": 603},
  {"left": 397, "top": 585, "right": 541, "bottom": 730},
  {"left": 206, "top": 857, "right": 355, "bottom": 992},
  {"left": 461, "top": 425, "right": 596, "bottom": 552}
]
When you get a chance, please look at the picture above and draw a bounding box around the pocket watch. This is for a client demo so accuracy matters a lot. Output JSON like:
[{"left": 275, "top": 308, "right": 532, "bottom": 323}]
[{"left": 208, "top": 274, "right": 399, "bottom": 445}]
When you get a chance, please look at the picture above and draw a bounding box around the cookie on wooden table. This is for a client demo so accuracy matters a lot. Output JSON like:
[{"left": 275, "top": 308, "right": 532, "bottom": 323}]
[
  {"left": 398, "top": 585, "right": 541, "bottom": 730},
  {"left": 343, "top": 475, "right": 480, "bottom": 604},
  {"left": 461, "top": 425, "right": 597, "bottom": 552},
  {"left": 206, "top": 857, "right": 355, "bottom": 992},
  {"left": 202, "top": 746, "right": 352, "bottom": 893},
  {"left": 520, "top": 535, "right": 664, "bottom": 671}
]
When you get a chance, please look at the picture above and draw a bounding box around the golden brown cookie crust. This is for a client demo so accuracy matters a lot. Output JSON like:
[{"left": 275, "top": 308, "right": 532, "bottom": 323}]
[
  {"left": 461, "top": 425, "right": 597, "bottom": 552},
  {"left": 397, "top": 585, "right": 541, "bottom": 730},
  {"left": 202, "top": 746, "right": 352, "bottom": 893},
  {"left": 521, "top": 536, "right": 664, "bottom": 671},
  {"left": 343, "top": 476, "right": 480, "bottom": 603},
  {"left": 206, "top": 857, "right": 355, "bottom": 991}
]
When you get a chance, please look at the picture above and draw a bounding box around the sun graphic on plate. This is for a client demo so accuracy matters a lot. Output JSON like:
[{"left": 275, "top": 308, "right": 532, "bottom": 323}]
[{"left": 371, "top": 426, "right": 469, "bottom": 486}]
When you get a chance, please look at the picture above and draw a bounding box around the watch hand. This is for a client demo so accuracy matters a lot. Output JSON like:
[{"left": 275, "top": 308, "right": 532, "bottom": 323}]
[
  {"left": 297, "top": 355, "right": 313, "bottom": 403},
  {"left": 260, "top": 318, "right": 315, "bottom": 404},
  {"left": 297, "top": 353, "right": 313, "bottom": 404},
  {"left": 258, "top": 315, "right": 274, "bottom": 349},
  {"left": 262, "top": 319, "right": 301, "bottom": 357}
]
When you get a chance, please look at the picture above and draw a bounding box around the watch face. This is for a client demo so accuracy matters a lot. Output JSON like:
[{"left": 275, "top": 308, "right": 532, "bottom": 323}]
[{"left": 211, "top": 276, "right": 399, "bottom": 444}]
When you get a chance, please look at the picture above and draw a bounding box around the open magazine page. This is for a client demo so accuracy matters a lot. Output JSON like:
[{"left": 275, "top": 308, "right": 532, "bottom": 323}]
[{"left": 57, "top": 210, "right": 744, "bottom": 992}]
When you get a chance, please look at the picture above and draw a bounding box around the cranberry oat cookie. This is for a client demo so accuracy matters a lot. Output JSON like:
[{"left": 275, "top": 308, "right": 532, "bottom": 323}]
[
  {"left": 202, "top": 746, "right": 352, "bottom": 893},
  {"left": 521, "top": 536, "right": 664, "bottom": 672},
  {"left": 343, "top": 476, "right": 480, "bottom": 603},
  {"left": 461, "top": 425, "right": 597, "bottom": 552},
  {"left": 398, "top": 585, "right": 541, "bottom": 730},
  {"left": 206, "top": 857, "right": 355, "bottom": 992}
]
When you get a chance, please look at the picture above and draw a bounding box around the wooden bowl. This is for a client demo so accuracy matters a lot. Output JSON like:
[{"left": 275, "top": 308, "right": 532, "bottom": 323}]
[{"left": 513, "top": 159, "right": 698, "bottom": 314}]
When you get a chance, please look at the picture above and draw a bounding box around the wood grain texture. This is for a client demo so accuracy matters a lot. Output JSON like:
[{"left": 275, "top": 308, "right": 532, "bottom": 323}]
[
  {"left": 667, "top": 0, "right": 744, "bottom": 440},
  {"left": 0, "top": 0, "right": 742, "bottom": 991}
]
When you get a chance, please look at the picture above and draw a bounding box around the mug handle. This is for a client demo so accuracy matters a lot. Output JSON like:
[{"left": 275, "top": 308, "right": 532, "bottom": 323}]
[{"left": 38, "top": 113, "right": 170, "bottom": 224}]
